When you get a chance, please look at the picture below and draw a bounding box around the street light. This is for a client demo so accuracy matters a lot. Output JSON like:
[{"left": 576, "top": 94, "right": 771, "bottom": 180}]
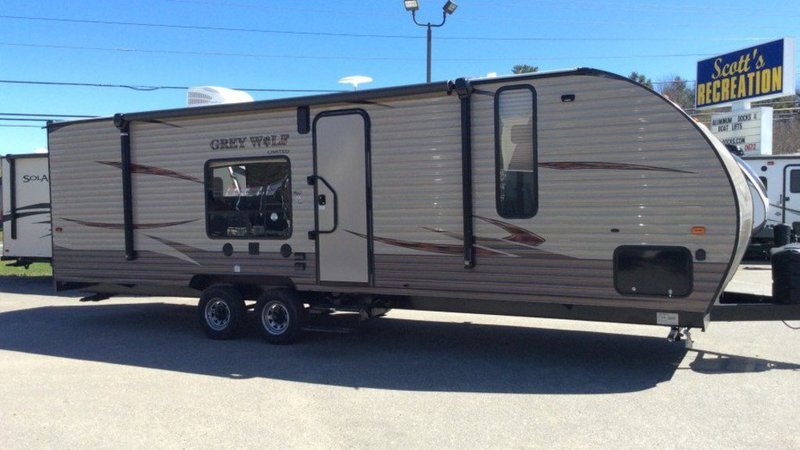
[
  {"left": 403, "top": 1, "right": 458, "bottom": 83},
  {"left": 403, "top": 0, "right": 419, "bottom": 11}
]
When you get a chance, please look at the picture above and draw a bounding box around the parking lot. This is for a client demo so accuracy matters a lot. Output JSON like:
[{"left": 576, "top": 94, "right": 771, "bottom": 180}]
[{"left": 1, "top": 265, "right": 798, "bottom": 448}]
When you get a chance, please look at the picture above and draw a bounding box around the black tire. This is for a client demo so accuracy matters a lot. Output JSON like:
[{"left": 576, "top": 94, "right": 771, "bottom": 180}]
[
  {"left": 255, "top": 289, "right": 305, "bottom": 344},
  {"left": 198, "top": 286, "right": 246, "bottom": 340}
]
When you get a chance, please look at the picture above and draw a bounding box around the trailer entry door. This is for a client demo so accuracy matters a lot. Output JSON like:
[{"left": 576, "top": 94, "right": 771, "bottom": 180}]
[{"left": 312, "top": 110, "right": 372, "bottom": 284}]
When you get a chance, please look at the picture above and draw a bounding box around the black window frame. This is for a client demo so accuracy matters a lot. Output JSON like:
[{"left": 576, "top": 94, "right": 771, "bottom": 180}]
[
  {"left": 613, "top": 245, "right": 693, "bottom": 298},
  {"left": 494, "top": 84, "right": 538, "bottom": 219},
  {"left": 204, "top": 156, "right": 292, "bottom": 240}
]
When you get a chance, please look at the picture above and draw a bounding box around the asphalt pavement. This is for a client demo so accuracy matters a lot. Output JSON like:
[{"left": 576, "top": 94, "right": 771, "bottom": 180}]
[{"left": 0, "top": 264, "right": 798, "bottom": 448}]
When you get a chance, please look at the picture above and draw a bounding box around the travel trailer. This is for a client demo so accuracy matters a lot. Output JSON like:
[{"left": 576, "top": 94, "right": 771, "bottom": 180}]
[
  {"left": 741, "top": 154, "right": 800, "bottom": 244},
  {"left": 1, "top": 154, "right": 52, "bottom": 267},
  {"left": 47, "top": 68, "right": 784, "bottom": 345}
]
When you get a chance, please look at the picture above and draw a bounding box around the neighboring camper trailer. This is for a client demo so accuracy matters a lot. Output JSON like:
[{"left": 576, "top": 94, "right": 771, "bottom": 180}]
[
  {"left": 47, "top": 68, "right": 760, "bottom": 344},
  {"left": 741, "top": 154, "right": 800, "bottom": 244},
  {"left": 1, "top": 154, "right": 52, "bottom": 267}
]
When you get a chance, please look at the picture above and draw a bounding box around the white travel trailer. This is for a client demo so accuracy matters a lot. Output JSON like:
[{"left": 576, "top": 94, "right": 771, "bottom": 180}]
[
  {"left": 47, "top": 68, "right": 770, "bottom": 344},
  {"left": 741, "top": 154, "right": 800, "bottom": 242},
  {"left": 1, "top": 154, "right": 52, "bottom": 267}
]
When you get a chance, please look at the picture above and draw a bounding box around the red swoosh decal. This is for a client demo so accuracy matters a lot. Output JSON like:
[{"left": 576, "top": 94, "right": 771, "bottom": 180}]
[
  {"left": 62, "top": 218, "right": 198, "bottom": 230},
  {"left": 474, "top": 216, "right": 545, "bottom": 246},
  {"left": 346, "top": 231, "right": 506, "bottom": 257},
  {"left": 540, "top": 161, "right": 693, "bottom": 174},
  {"left": 98, "top": 161, "right": 202, "bottom": 183}
]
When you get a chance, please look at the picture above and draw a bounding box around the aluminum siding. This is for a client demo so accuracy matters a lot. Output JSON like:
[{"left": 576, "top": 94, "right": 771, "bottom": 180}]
[{"left": 47, "top": 72, "right": 745, "bottom": 318}]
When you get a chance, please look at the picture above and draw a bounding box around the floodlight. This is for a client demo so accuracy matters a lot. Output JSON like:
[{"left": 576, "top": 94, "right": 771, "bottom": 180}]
[
  {"left": 443, "top": 1, "right": 457, "bottom": 14},
  {"left": 404, "top": 0, "right": 419, "bottom": 12}
]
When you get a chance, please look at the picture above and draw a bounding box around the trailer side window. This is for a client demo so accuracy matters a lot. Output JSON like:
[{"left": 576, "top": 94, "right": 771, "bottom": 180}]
[
  {"left": 790, "top": 170, "right": 800, "bottom": 193},
  {"left": 614, "top": 246, "right": 693, "bottom": 297},
  {"left": 204, "top": 157, "right": 291, "bottom": 239},
  {"left": 495, "top": 85, "right": 537, "bottom": 219}
]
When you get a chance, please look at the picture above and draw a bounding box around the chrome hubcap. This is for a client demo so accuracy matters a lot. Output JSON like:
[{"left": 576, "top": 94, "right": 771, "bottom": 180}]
[
  {"left": 262, "top": 302, "right": 289, "bottom": 335},
  {"left": 205, "top": 299, "right": 231, "bottom": 331}
]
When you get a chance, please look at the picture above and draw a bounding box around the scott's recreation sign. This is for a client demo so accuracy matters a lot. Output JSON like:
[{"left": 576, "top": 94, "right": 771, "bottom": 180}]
[{"left": 695, "top": 38, "right": 796, "bottom": 108}]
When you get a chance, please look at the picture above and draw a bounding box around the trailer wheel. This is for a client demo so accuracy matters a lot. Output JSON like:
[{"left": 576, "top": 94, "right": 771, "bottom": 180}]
[
  {"left": 198, "top": 286, "right": 246, "bottom": 340},
  {"left": 256, "top": 289, "right": 305, "bottom": 344}
]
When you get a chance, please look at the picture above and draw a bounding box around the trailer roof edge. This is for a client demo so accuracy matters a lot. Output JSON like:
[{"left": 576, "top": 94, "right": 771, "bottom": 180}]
[{"left": 48, "top": 68, "right": 612, "bottom": 131}]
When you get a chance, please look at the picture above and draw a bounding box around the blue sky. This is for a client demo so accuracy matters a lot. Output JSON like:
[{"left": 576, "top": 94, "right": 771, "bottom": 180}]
[{"left": 1, "top": 0, "right": 798, "bottom": 154}]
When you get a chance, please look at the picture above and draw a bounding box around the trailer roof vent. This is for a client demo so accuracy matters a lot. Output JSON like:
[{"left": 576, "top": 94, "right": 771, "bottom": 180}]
[{"left": 187, "top": 86, "right": 254, "bottom": 107}]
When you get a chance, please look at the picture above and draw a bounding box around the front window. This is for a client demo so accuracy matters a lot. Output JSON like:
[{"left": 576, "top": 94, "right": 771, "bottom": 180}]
[{"left": 205, "top": 157, "right": 291, "bottom": 239}]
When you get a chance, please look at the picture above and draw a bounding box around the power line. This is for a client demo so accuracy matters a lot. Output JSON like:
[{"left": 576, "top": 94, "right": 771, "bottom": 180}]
[
  {"left": 0, "top": 79, "right": 342, "bottom": 93},
  {"left": 0, "top": 76, "right": 797, "bottom": 98},
  {"left": 0, "top": 14, "right": 770, "bottom": 43},
  {"left": 0, "top": 42, "right": 720, "bottom": 63},
  {"left": 165, "top": 0, "right": 401, "bottom": 19},
  {"left": 0, "top": 42, "right": 418, "bottom": 62},
  {"left": 166, "top": 0, "right": 800, "bottom": 23},
  {"left": 0, "top": 117, "right": 54, "bottom": 122},
  {"left": 0, "top": 112, "right": 97, "bottom": 118},
  {"left": 0, "top": 15, "right": 421, "bottom": 40}
]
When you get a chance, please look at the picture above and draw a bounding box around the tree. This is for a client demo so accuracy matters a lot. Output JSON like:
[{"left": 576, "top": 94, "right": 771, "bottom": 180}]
[
  {"left": 773, "top": 118, "right": 800, "bottom": 154},
  {"left": 628, "top": 72, "right": 653, "bottom": 89},
  {"left": 657, "top": 75, "right": 695, "bottom": 110},
  {"left": 772, "top": 89, "right": 800, "bottom": 154},
  {"left": 512, "top": 64, "right": 538, "bottom": 74},
  {"left": 753, "top": 89, "right": 799, "bottom": 111}
]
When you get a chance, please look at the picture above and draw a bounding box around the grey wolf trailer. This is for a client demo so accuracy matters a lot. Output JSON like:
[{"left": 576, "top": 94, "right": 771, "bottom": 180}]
[
  {"left": 1, "top": 154, "right": 52, "bottom": 267},
  {"left": 48, "top": 68, "right": 777, "bottom": 344}
]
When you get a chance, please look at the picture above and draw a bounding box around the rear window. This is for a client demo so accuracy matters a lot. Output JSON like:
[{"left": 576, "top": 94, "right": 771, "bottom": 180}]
[{"left": 495, "top": 85, "right": 537, "bottom": 219}]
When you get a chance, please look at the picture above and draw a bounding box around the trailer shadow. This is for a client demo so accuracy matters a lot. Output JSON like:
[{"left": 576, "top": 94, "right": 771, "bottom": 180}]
[
  {"left": 0, "top": 298, "right": 698, "bottom": 394},
  {"left": 687, "top": 349, "right": 800, "bottom": 373},
  {"left": 0, "top": 275, "right": 79, "bottom": 297},
  {"left": 2, "top": 277, "right": 797, "bottom": 392}
]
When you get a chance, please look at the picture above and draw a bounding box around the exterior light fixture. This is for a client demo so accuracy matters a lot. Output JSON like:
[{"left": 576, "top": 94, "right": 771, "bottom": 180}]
[
  {"left": 404, "top": 0, "right": 419, "bottom": 12},
  {"left": 402, "top": 0, "right": 459, "bottom": 82}
]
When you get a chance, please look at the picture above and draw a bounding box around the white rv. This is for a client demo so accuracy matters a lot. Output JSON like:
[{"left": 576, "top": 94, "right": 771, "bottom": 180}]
[
  {"left": 47, "top": 69, "right": 765, "bottom": 344},
  {"left": 1, "top": 154, "right": 52, "bottom": 267},
  {"left": 741, "top": 154, "right": 800, "bottom": 241}
]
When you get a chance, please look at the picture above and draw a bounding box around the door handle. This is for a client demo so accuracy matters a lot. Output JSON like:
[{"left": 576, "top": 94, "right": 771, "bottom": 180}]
[{"left": 307, "top": 175, "right": 338, "bottom": 235}]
